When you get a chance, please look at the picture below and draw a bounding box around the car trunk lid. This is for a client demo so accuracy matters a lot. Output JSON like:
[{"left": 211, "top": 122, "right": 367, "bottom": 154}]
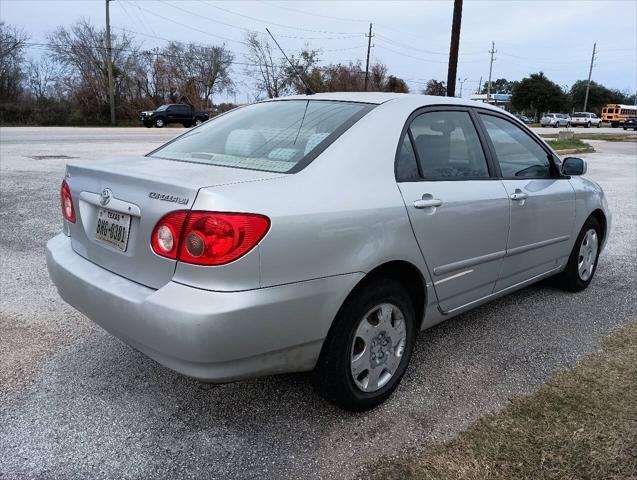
[{"left": 65, "top": 156, "right": 282, "bottom": 289}]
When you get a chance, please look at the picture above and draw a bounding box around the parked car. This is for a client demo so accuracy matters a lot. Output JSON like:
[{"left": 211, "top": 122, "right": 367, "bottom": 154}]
[
  {"left": 540, "top": 113, "right": 571, "bottom": 128},
  {"left": 139, "top": 103, "right": 209, "bottom": 128},
  {"left": 570, "top": 112, "right": 602, "bottom": 128},
  {"left": 514, "top": 113, "right": 533, "bottom": 124},
  {"left": 47, "top": 93, "right": 611, "bottom": 411},
  {"left": 623, "top": 116, "right": 637, "bottom": 131}
]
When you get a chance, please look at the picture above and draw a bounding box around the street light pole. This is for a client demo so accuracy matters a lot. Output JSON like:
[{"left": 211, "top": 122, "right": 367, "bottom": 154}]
[{"left": 458, "top": 77, "right": 468, "bottom": 97}]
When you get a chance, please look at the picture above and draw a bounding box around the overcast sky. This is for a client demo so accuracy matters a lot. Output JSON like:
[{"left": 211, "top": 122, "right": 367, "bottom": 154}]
[{"left": 2, "top": 0, "right": 636, "bottom": 103}]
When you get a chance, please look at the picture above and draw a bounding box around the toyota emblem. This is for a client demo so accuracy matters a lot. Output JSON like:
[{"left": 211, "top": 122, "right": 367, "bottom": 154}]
[{"left": 100, "top": 188, "right": 112, "bottom": 206}]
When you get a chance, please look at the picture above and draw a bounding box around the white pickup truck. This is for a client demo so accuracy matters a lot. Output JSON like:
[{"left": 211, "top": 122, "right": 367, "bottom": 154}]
[{"left": 570, "top": 112, "right": 602, "bottom": 128}]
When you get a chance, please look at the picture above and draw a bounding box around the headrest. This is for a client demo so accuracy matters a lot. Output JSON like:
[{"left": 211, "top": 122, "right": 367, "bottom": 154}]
[
  {"left": 304, "top": 133, "right": 330, "bottom": 156},
  {"left": 429, "top": 120, "right": 456, "bottom": 135},
  {"left": 268, "top": 148, "right": 299, "bottom": 162},
  {"left": 225, "top": 129, "right": 267, "bottom": 157}
]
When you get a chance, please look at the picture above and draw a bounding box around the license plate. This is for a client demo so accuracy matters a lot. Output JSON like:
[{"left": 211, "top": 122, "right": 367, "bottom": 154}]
[{"left": 95, "top": 208, "right": 131, "bottom": 251}]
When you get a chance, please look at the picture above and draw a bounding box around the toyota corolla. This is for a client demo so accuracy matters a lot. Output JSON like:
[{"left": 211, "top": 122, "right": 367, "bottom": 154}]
[{"left": 47, "top": 93, "right": 610, "bottom": 411}]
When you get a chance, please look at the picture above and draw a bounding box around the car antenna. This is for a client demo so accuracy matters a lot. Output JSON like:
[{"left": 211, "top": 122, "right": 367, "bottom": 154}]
[{"left": 265, "top": 28, "right": 315, "bottom": 95}]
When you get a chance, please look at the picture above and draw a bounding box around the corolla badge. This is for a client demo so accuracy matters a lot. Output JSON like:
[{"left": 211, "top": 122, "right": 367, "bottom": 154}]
[
  {"left": 100, "top": 188, "right": 113, "bottom": 206},
  {"left": 148, "top": 192, "right": 190, "bottom": 205}
]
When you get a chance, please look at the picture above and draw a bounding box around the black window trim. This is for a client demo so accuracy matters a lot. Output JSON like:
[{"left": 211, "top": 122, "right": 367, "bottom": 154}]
[
  {"left": 394, "top": 105, "right": 499, "bottom": 183},
  {"left": 472, "top": 107, "right": 567, "bottom": 180}
]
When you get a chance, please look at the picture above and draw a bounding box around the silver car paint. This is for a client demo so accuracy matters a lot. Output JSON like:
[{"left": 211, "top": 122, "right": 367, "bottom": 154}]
[{"left": 46, "top": 92, "right": 611, "bottom": 382}]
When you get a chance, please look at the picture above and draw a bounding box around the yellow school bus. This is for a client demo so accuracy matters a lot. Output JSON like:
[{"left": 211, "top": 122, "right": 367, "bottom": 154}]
[{"left": 601, "top": 104, "right": 637, "bottom": 127}]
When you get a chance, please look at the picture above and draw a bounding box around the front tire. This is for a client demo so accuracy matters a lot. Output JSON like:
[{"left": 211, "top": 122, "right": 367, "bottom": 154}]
[
  {"left": 555, "top": 216, "right": 601, "bottom": 292},
  {"left": 154, "top": 117, "right": 165, "bottom": 128},
  {"left": 312, "top": 279, "right": 416, "bottom": 411}
]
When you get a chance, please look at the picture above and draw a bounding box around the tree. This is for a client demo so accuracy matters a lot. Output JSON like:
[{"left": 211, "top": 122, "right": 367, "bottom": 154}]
[
  {"left": 480, "top": 78, "right": 517, "bottom": 95},
  {"left": 244, "top": 32, "right": 286, "bottom": 98},
  {"left": 0, "top": 22, "right": 29, "bottom": 102},
  {"left": 423, "top": 79, "right": 447, "bottom": 96},
  {"left": 568, "top": 80, "right": 632, "bottom": 114},
  {"left": 511, "top": 72, "right": 566, "bottom": 120},
  {"left": 25, "top": 57, "right": 62, "bottom": 101},
  {"left": 384, "top": 75, "right": 409, "bottom": 93},
  {"left": 162, "top": 42, "right": 234, "bottom": 109},
  {"left": 48, "top": 19, "right": 140, "bottom": 121}
]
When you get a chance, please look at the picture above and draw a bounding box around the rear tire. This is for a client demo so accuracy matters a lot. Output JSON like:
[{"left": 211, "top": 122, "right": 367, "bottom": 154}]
[
  {"left": 554, "top": 216, "right": 601, "bottom": 292},
  {"left": 585, "top": 122, "right": 590, "bottom": 128},
  {"left": 312, "top": 279, "right": 416, "bottom": 412}
]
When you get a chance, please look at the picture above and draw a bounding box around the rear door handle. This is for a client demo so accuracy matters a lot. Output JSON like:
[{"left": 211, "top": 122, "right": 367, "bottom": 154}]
[
  {"left": 509, "top": 189, "right": 528, "bottom": 201},
  {"left": 414, "top": 198, "right": 443, "bottom": 209}
]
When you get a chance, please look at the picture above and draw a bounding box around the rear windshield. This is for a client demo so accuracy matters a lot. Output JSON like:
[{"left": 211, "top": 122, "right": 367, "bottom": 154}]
[
  {"left": 572, "top": 113, "right": 587, "bottom": 117},
  {"left": 150, "top": 100, "right": 374, "bottom": 173}
]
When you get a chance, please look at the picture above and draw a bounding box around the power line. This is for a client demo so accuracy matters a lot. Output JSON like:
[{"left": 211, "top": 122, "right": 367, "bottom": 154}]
[
  {"left": 134, "top": 4, "right": 248, "bottom": 46},
  {"left": 261, "top": 1, "right": 368, "bottom": 25},
  {"left": 199, "top": 0, "right": 365, "bottom": 36}
]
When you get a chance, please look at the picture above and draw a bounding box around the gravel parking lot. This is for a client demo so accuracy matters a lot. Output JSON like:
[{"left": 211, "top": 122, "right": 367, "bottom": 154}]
[{"left": 1, "top": 127, "right": 635, "bottom": 480}]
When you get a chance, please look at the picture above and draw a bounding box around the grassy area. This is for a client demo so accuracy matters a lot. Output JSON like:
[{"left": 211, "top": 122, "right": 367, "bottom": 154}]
[
  {"left": 371, "top": 322, "right": 637, "bottom": 480},
  {"left": 545, "top": 138, "right": 595, "bottom": 152}
]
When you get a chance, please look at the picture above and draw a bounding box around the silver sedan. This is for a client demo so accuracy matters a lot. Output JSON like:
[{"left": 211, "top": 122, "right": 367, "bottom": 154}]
[{"left": 47, "top": 93, "right": 610, "bottom": 411}]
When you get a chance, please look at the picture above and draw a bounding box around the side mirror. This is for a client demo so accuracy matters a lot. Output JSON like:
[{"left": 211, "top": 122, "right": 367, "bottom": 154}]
[{"left": 562, "top": 157, "right": 587, "bottom": 176}]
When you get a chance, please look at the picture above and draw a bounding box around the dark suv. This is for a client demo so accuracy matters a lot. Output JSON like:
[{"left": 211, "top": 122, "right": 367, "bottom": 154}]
[{"left": 139, "top": 104, "right": 209, "bottom": 128}]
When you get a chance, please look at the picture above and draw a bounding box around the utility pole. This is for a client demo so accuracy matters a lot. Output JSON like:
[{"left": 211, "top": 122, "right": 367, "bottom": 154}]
[
  {"left": 364, "top": 23, "right": 373, "bottom": 91},
  {"left": 487, "top": 41, "right": 496, "bottom": 103},
  {"left": 476, "top": 76, "right": 482, "bottom": 94},
  {"left": 105, "top": 0, "right": 115, "bottom": 125},
  {"left": 446, "top": 0, "right": 463, "bottom": 97},
  {"left": 458, "top": 77, "right": 468, "bottom": 97},
  {"left": 583, "top": 42, "right": 597, "bottom": 112}
]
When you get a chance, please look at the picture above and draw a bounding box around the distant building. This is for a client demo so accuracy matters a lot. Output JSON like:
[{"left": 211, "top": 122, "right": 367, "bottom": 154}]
[{"left": 469, "top": 93, "right": 512, "bottom": 111}]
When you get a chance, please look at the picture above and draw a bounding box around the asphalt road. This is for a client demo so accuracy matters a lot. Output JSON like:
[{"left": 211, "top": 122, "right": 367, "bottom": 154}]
[{"left": 1, "top": 127, "right": 635, "bottom": 480}]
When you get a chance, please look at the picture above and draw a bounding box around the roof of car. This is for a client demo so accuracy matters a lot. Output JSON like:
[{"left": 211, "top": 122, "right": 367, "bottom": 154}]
[{"left": 262, "top": 92, "right": 504, "bottom": 110}]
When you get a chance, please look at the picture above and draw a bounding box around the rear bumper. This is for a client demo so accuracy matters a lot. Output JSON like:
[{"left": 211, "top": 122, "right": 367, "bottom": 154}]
[{"left": 46, "top": 234, "right": 362, "bottom": 382}]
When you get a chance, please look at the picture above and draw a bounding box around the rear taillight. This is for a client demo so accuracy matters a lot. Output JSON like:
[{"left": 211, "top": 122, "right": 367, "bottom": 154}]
[
  {"left": 60, "top": 180, "right": 76, "bottom": 223},
  {"left": 151, "top": 211, "right": 188, "bottom": 259},
  {"left": 151, "top": 211, "right": 270, "bottom": 266}
]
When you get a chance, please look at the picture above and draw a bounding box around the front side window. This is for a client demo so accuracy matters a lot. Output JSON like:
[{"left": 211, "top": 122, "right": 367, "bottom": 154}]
[
  {"left": 150, "top": 100, "right": 373, "bottom": 173},
  {"left": 409, "top": 110, "right": 489, "bottom": 178},
  {"left": 480, "top": 114, "right": 552, "bottom": 178}
]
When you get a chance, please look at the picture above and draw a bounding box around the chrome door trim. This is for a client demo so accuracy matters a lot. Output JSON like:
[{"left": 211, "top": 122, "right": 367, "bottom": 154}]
[
  {"left": 433, "top": 250, "right": 506, "bottom": 276},
  {"left": 438, "top": 265, "right": 562, "bottom": 315},
  {"left": 506, "top": 235, "right": 570, "bottom": 257},
  {"left": 433, "top": 269, "right": 474, "bottom": 286}
]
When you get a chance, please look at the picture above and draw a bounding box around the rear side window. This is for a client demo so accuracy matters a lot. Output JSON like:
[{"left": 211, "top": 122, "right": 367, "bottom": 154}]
[
  {"left": 150, "top": 100, "right": 374, "bottom": 173},
  {"left": 480, "top": 114, "right": 552, "bottom": 178},
  {"left": 396, "top": 135, "right": 420, "bottom": 181},
  {"left": 409, "top": 111, "right": 490, "bottom": 179}
]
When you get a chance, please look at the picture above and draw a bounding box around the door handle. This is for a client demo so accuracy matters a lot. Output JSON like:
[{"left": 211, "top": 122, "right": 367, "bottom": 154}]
[
  {"left": 414, "top": 198, "right": 443, "bottom": 209},
  {"left": 509, "top": 189, "right": 528, "bottom": 201}
]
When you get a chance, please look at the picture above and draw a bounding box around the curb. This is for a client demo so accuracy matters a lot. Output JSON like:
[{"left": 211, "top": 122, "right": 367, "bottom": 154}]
[{"left": 554, "top": 147, "right": 595, "bottom": 155}]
